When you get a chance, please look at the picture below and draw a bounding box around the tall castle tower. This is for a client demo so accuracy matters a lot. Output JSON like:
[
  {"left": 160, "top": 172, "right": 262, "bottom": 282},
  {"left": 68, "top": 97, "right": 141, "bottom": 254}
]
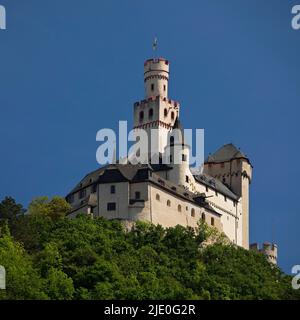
[
  {"left": 203, "top": 144, "right": 252, "bottom": 249},
  {"left": 133, "top": 58, "right": 180, "bottom": 159}
]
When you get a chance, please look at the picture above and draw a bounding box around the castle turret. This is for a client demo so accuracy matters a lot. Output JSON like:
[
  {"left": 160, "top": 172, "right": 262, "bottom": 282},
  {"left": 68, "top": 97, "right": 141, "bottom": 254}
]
[
  {"left": 144, "top": 58, "right": 169, "bottom": 98},
  {"left": 133, "top": 58, "right": 179, "bottom": 157},
  {"left": 250, "top": 242, "right": 278, "bottom": 265},
  {"left": 164, "top": 117, "right": 195, "bottom": 189},
  {"left": 203, "top": 143, "right": 252, "bottom": 249}
]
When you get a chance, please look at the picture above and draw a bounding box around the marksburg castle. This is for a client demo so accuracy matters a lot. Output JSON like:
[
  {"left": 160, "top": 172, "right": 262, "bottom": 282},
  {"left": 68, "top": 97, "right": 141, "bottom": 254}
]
[{"left": 66, "top": 57, "right": 277, "bottom": 264}]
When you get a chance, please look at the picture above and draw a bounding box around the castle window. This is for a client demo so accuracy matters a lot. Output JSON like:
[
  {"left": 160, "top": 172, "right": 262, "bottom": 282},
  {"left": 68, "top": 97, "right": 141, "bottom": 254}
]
[
  {"left": 91, "top": 184, "right": 97, "bottom": 194},
  {"left": 156, "top": 194, "right": 160, "bottom": 201},
  {"left": 191, "top": 208, "right": 195, "bottom": 217},
  {"left": 211, "top": 217, "right": 215, "bottom": 226},
  {"left": 164, "top": 108, "right": 168, "bottom": 117},
  {"left": 107, "top": 202, "right": 116, "bottom": 211},
  {"left": 68, "top": 194, "right": 74, "bottom": 203},
  {"left": 164, "top": 84, "right": 166, "bottom": 91},
  {"left": 171, "top": 111, "right": 175, "bottom": 120},
  {"left": 233, "top": 201, "right": 236, "bottom": 207},
  {"left": 215, "top": 191, "right": 218, "bottom": 196},
  {"left": 135, "top": 191, "right": 141, "bottom": 200},
  {"left": 170, "top": 136, "right": 174, "bottom": 146},
  {"left": 224, "top": 196, "right": 227, "bottom": 202},
  {"left": 201, "top": 213, "right": 206, "bottom": 221},
  {"left": 182, "top": 154, "right": 187, "bottom": 162},
  {"left": 169, "top": 155, "right": 173, "bottom": 163},
  {"left": 186, "top": 175, "right": 189, "bottom": 183},
  {"left": 149, "top": 108, "right": 153, "bottom": 119},
  {"left": 178, "top": 204, "right": 182, "bottom": 212},
  {"left": 79, "top": 189, "right": 86, "bottom": 199},
  {"left": 167, "top": 200, "right": 171, "bottom": 207},
  {"left": 110, "top": 185, "right": 116, "bottom": 194},
  {"left": 151, "top": 83, "right": 154, "bottom": 91},
  {"left": 139, "top": 111, "right": 144, "bottom": 122}
]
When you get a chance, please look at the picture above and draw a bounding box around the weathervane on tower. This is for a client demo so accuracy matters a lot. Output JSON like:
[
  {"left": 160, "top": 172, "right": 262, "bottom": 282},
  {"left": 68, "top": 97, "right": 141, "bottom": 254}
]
[{"left": 152, "top": 37, "right": 158, "bottom": 57}]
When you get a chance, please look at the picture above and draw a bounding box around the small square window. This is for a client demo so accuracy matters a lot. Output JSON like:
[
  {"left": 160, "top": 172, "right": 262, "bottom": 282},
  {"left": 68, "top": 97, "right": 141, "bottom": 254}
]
[
  {"left": 135, "top": 191, "right": 141, "bottom": 199},
  {"left": 79, "top": 189, "right": 86, "bottom": 199},
  {"left": 107, "top": 202, "right": 116, "bottom": 211}
]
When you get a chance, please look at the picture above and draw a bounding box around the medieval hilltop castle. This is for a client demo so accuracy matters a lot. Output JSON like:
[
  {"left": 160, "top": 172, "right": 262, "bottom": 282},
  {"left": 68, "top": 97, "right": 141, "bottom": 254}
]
[{"left": 66, "top": 56, "right": 277, "bottom": 264}]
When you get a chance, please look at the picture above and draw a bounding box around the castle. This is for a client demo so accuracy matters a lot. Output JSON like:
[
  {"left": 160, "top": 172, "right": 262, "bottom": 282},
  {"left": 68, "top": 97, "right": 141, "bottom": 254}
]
[{"left": 66, "top": 57, "right": 277, "bottom": 263}]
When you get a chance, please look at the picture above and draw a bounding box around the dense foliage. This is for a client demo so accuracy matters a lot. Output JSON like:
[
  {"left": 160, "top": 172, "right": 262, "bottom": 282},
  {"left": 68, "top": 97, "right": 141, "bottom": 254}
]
[{"left": 0, "top": 196, "right": 299, "bottom": 300}]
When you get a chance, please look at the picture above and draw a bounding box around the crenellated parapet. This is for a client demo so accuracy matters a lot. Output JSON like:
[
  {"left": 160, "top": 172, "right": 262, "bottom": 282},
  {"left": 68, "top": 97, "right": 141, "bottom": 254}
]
[{"left": 250, "top": 242, "right": 278, "bottom": 265}]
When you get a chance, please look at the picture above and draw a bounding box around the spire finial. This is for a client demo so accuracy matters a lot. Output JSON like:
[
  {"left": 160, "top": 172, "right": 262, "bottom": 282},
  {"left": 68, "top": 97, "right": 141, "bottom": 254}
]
[{"left": 152, "top": 36, "right": 158, "bottom": 52}]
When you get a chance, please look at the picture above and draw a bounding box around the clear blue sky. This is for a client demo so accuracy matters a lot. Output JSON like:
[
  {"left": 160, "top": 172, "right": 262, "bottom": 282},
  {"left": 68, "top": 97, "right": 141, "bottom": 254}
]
[{"left": 0, "top": 0, "right": 299, "bottom": 273}]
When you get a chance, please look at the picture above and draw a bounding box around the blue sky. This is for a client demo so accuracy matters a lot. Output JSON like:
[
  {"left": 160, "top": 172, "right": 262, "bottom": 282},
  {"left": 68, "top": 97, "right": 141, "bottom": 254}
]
[{"left": 0, "top": 0, "right": 299, "bottom": 273}]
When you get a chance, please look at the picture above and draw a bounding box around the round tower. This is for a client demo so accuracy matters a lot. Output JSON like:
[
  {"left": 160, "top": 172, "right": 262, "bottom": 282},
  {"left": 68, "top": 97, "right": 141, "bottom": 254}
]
[
  {"left": 164, "top": 118, "right": 195, "bottom": 189},
  {"left": 144, "top": 58, "right": 169, "bottom": 98}
]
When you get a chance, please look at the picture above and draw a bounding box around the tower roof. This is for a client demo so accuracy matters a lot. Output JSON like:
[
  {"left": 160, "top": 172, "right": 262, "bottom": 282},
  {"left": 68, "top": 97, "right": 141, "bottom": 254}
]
[{"left": 205, "top": 143, "right": 249, "bottom": 163}]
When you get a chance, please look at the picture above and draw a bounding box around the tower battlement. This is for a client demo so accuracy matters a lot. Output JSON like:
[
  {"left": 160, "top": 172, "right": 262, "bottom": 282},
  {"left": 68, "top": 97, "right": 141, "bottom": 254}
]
[
  {"left": 134, "top": 96, "right": 180, "bottom": 109},
  {"left": 250, "top": 242, "right": 278, "bottom": 265},
  {"left": 144, "top": 58, "right": 169, "bottom": 98}
]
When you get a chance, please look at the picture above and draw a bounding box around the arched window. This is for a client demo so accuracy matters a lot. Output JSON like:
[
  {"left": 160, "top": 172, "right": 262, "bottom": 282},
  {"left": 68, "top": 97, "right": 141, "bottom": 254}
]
[
  {"left": 167, "top": 200, "right": 171, "bottom": 207},
  {"left": 171, "top": 111, "right": 175, "bottom": 120},
  {"left": 201, "top": 212, "right": 206, "bottom": 221},
  {"left": 211, "top": 217, "right": 215, "bottom": 226},
  {"left": 178, "top": 204, "right": 182, "bottom": 212},
  {"left": 156, "top": 194, "right": 160, "bottom": 201},
  {"left": 149, "top": 108, "right": 153, "bottom": 119},
  {"left": 139, "top": 111, "right": 144, "bottom": 122},
  {"left": 170, "top": 136, "right": 174, "bottom": 146},
  {"left": 164, "top": 108, "right": 168, "bottom": 117},
  {"left": 191, "top": 208, "right": 195, "bottom": 217}
]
